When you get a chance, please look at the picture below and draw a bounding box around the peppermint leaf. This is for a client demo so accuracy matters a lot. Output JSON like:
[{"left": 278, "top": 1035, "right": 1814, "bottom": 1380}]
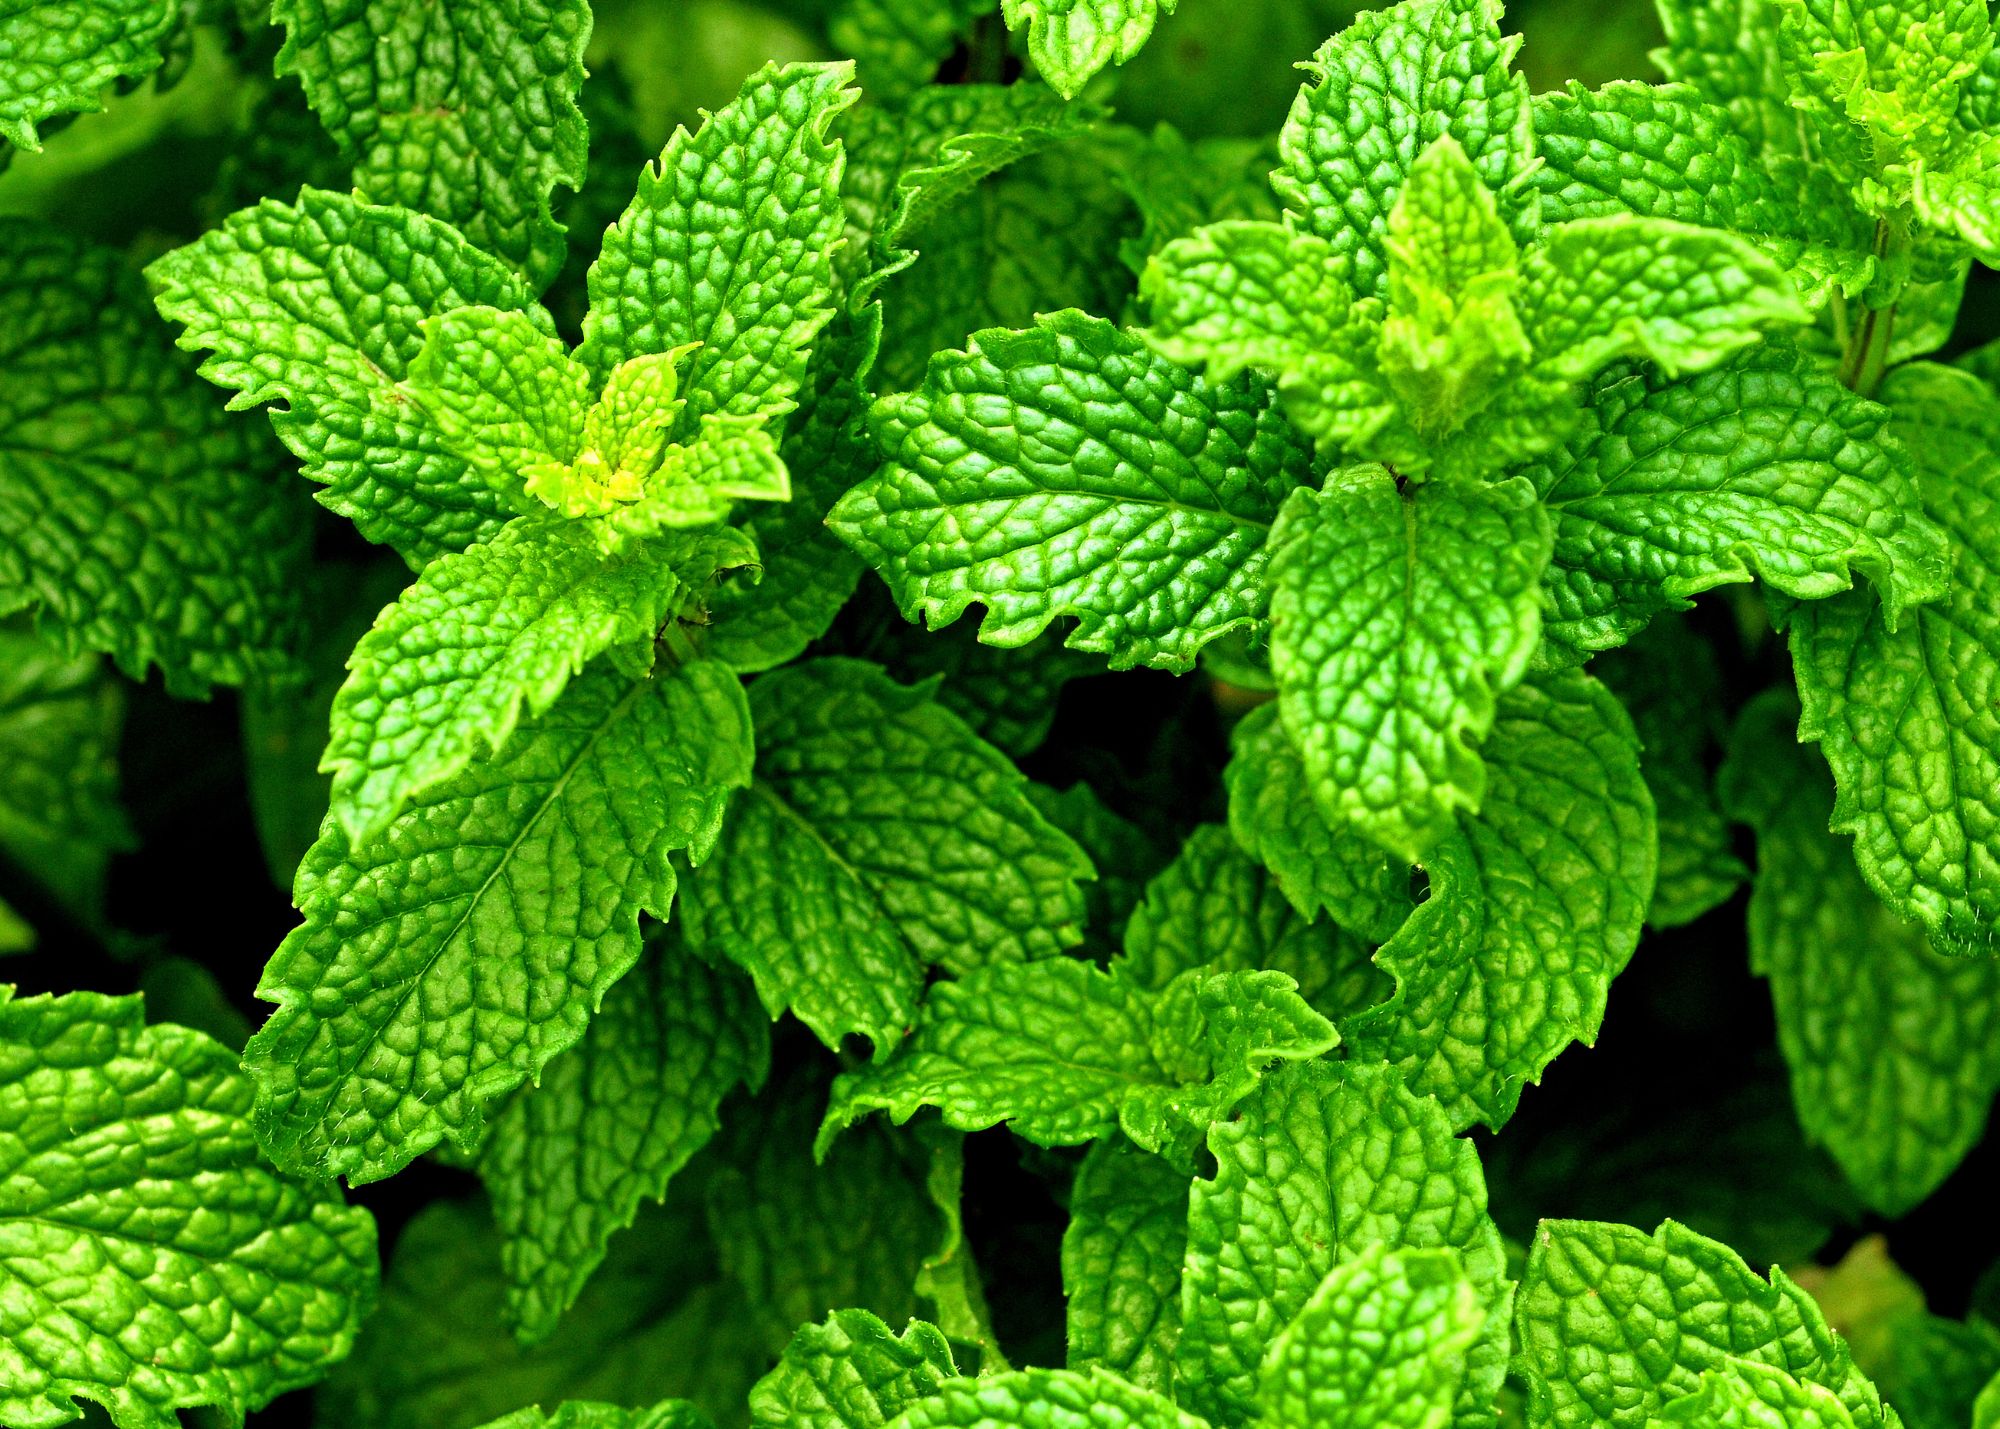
[
  {"left": 1061, "top": 1137, "right": 1187, "bottom": 1391},
  {"left": 678, "top": 658, "right": 1090, "bottom": 1054},
  {"left": 1268, "top": 467, "right": 1552, "bottom": 863},
  {"left": 884, "top": 1368, "right": 1201, "bottom": 1429},
  {"left": 476, "top": 1404, "right": 714, "bottom": 1429},
  {"left": 245, "top": 660, "right": 754, "bottom": 1183},
  {"left": 0, "top": 0, "right": 177, "bottom": 151},
  {"left": 0, "top": 989, "right": 376, "bottom": 1429},
  {"left": 3, "top": 220, "right": 308, "bottom": 693},
  {"left": 1176, "top": 1059, "right": 1511, "bottom": 1428},
  {"left": 1001, "top": 0, "right": 1177, "bottom": 99},
  {"left": 147, "top": 187, "right": 549, "bottom": 562},
  {"left": 1655, "top": 1360, "right": 1864, "bottom": 1429},
  {"left": 830, "top": 310, "right": 1313, "bottom": 672},
  {"left": 272, "top": 0, "right": 589, "bottom": 288},
  {"left": 1722, "top": 691, "right": 2000, "bottom": 1216},
  {"left": 1346, "top": 670, "right": 1657, "bottom": 1130},
  {"left": 1789, "top": 363, "right": 2000, "bottom": 951},
  {"left": 748, "top": 1310, "right": 956, "bottom": 1429},
  {"left": 474, "top": 930, "right": 771, "bottom": 1341}
]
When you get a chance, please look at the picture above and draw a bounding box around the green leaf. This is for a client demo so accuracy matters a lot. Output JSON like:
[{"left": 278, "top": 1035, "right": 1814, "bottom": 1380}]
[
  {"left": 822, "top": 959, "right": 1335, "bottom": 1161},
  {"left": 1275, "top": 0, "right": 1535, "bottom": 302},
  {"left": 1516, "top": 1219, "right": 1894, "bottom": 1429},
  {"left": 1654, "top": 1360, "right": 1864, "bottom": 1429},
  {"left": 1119, "top": 824, "right": 1389, "bottom": 1024},
  {"left": 1652, "top": 0, "right": 1808, "bottom": 157},
  {"left": 1346, "top": 670, "right": 1656, "bottom": 1130},
  {"left": 476, "top": 1403, "right": 715, "bottom": 1429},
  {"left": 1107, "top": 126, "right": 1282, "bottom": 279},
  {"left": 1176, "top": 1059, "right": 1511, "bottom": 1429},
  {"left": 1531, "top": 81, "right": 1878, "bottom": 306},
  {"left": 320, "top": 1197, "right": 771, "bottom": 1429},
  {"left": 245, "top": 660, "right": 754, "bottom": 1183},
  {"left": 1257, "top": 1245, "right": 1486, "bottom": 1429},
  {"left": 324, "top": 518, "right": 751, "bottom": 845},
  {"left": 1789, "top": 363, "right": 2000, "bottom": 951},
  {"left": 828, "top": 0, "right": 992, "bottom": 100},
  {"left": 830, "top": 310, "right": 1313, "bottom": 673},
  {"left": 748, "top": 1310, "right": 957, "bottom": 1429},
  {"left": 582, "top": 62, "right": 857, "bottom": 434},
  {"left": 1001, "top": 0, "right": 1177, "bottom": 99},
  {"left": 881, "top": 1367, "right": 1202, "bottom": 1429},
  {"left": 0, "top": 632, "right": 129, "bottom": 942},
  {"left": 1268, "top": 467, "right": 1552, "bottom": 864},
  {"left": 1594, "top": 616, "right": 1746, "bottom": 928},
  {"left": 0, "top": 989, "right": 377, "bottom": 1429},
  {"left": 1721, "top": 691, "right": 2000, "bottom": 1216},
  {"left": 271, "top": 0, "right": 589, "bottom": 288},
  {"left": 1520, "top": 215, "right": 1809, "bottom": 382},
  {"left": 0, "top": 0, "right": 176, "bottom": 151},
  {"left": 1532, "top": 345, "right": 1950, "bottom": 664},
  {"left": 1061, "top": 1137, "right": 1187, "bottom": 1391},
  {"left": 1223, "top": 703, "right": 1415, "bottom": 944},
  {"left": 147, "top": 187, "right": 549, "bottom": 563},
  {"left": 2, "top": 220, "right": 309, "bottom": 693},
  {"left": 679, "top": 658, "right": 1089, "bottom": 1055},
  {"left": 474, "top": 930, "right": 770, "bottom": 1341}
]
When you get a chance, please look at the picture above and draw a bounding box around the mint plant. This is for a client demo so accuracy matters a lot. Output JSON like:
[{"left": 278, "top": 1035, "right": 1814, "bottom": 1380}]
[{"left": 6, "top": 0, "right": 2000, "bottom": 1426}]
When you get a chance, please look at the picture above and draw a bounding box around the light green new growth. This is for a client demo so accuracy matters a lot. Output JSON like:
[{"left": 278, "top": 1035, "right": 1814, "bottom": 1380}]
[
  {"left": 1002, "top": 0, "right": 1178, "bottom": 99},
  {"left": 1789, "top": 363, "right": 2000, "bottom": 953},
  {"left": 882, "top": 1367, "right": 1203, "bottom": 1429},
  {"left": 1257, "top": 1245, "right": 1486, "bottom": 1429},
  {"left": 747, "top": 1310, "right": 957, "bottom": 1429},
  {"left": 271, "top": 0, "right": 590, "bottom": 288},
  {"left": 0, "top": 989, "right": 377, "bottom": 1429},
  {"left": 244, "top": 661, "right": 754, "bottom": 1184},
  {"left": 678, "top": 659, "right": 1091, "bottom": 1054},
  {"left": 4, "top": 221, "right": 308, "bottom": 694},
  {"left": 1267, "top": 468, "right": 1551, "bottom": 863},
  {"left": 821, "top": 958, "right": 1335, "bottom": 1162},
  {"left": 830, "top": 310, "right": 1314, "bottom": 672},
  {"left": 0, "top": 0, "right": 176, "bottom": 151}
]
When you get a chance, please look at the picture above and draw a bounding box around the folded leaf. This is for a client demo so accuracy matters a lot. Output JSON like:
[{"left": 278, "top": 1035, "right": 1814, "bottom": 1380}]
[
  {"left": 831, "top": 310, "right": 1314, "bottom": 672},
  {"left": 147, "top": 188, "right": 548, "bottom": 561},
  {"left": 1176, "top": 1059, "right": 1511, "bottom": 1428},
  {"left": 1061, "top": 1137, "right": 1188, "bottom": 1391},
  {"left": 1533, "top": 345, "right": 1950, "bottom": 663},
  {"left": 1789, "top": 363, "right": 2000, "bottom": 951},
  {"left": 4, "top": 220, "right": 309, "bottom": 693},
  {"left": 748, "top": 1310, "right": 956, "bottom": 1429},
  {"left": 272, "top": 0, "right": 589, "bottom": 288},
  {"left": 0, "top": 989, "right": 377, "bottom": 1429},
  {"left": 1269, "top": 467, "right": 1552, "bottom": 864},
  {"left": 246, "top": 660, "right": 754, "bottom": 1183}
]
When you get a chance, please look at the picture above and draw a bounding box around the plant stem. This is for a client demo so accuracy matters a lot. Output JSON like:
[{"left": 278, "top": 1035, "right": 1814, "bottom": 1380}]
[{"left": 1838, "top": 300, "right": 1897, "bottom": 398}]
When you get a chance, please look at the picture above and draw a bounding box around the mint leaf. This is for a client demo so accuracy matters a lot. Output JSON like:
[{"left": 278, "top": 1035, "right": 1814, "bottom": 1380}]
[
  {"left": 1257, "top": 1245, "right": 1486, "bottom": 1429},
  {"left": 0, "top": 989, "right": 376, "bottom": 1429},
  {"left": 1520, "top": 215, "right": 1809, "bottom": 382},
  {"left": 0, "top": 0, "right": 176, "bottom": 151},
  {"left": 882, "top": 1367, "right": 1201, "bottom": 1429},
  {"left": 1275, "top": 0, "right": 1535, "bottom": 301},
  {"left": 3, "top": 220, "right": 308, "bottom": 693},
  {"left": 1223, "top": 703, "right": 1414, "bottom": 944},
  {"left": 271, "top": 0, "right": 589, "bottom": 288},
  {"left": 1108, "top": 126, "right": 1282, "bottom": 279},
  {"left": 474, "top": 930, "right": 770, "bottom": 1341},
  {"left": 1176, "top": 1059, "right": 1511, "bottom": 1428},
  {"left": 1595, "top": 616, "right": 1746, "bottom": 928},
  {"left": 1346, "top": 670, "right": 1657, "bottom": 1130},
  {"left": 1789, "top": 363, "right": 2000, "bottom": 951},
  {"left": 324, "top": 519, "right": 752, "bottom": 844},
  {"left": 822, "top": 959, "right": 1335, "bottom": 1160},
  {"left": 147, "top": 187, "right": 549, "bottom": 562},
  {"left": 748, "top": 1310, "right": 956, "bottom": 1429},
  {"left": 829, "top": 0, "right": 992, "bottom": 100},
  {"left": 1721, "top": 692, "right": 2000, "bottom": 1216},
  {"left": 1061, "top": 1137, "right": 1187, "bottom": 1390},
  {"left": 1002, "top": 0, "right": 1176, "bottom": 99},
  {"left": 679, "top": 658, "right": 1090, "bottom": 1054},
  {"left": 830, "top": 310, "right": 1313, "bottom": 673},
  {"left": 245, "top": 660, "right": 754, "bottom": 1183},
  {"left": 1656, "top": 1360, "right": 1865, "bottom": 1429},
  {"left": 1532, "top": 81, "right": 1877, "bottom": 306},
  {"left": 1119, "top": 823, "right": 1389, "bottom": 1024},
  {"left": 0, "top": 632, "right": 129, "bottom": 942},
  {"left": 1532, "top": 345, "right": 1950, "bottom": 664},
  {"left": 581, "top": 62, "right": 857, "bottom": 431},
  {"left": 477, "top": 1404, "right": 714, "bottom": 1429},
  {"left": 1517, "top": 1219, "right": 1893, "bottom": 1429},
  {"left": 1267, "top": 467, "right": 1551, "bottom": 863},
  {"left": 1653, "top": 0, "right": 1806, "bottom": 156}
]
